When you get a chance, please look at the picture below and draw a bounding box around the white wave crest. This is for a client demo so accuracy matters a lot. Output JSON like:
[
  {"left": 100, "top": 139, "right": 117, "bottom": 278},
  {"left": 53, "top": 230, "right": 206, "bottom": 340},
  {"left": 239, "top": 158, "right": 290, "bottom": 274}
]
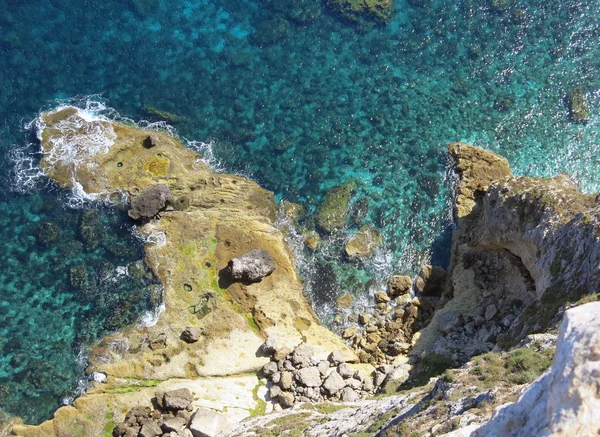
[
  {"left": 8, "top": 146, "right": 46, "bottom": 193},
  {"left": 138, "top": 302, "right": 165, "bottom": 328}
]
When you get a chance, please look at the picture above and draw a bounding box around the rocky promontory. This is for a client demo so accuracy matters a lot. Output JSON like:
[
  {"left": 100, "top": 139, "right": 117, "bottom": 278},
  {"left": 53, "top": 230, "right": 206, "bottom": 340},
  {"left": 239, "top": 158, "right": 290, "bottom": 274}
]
[
  {"left": 5, "top": 111, "right": 600, "bottom": 437},
  {"left": 7, "top": 107, "right": 366, "bottom": 436}
]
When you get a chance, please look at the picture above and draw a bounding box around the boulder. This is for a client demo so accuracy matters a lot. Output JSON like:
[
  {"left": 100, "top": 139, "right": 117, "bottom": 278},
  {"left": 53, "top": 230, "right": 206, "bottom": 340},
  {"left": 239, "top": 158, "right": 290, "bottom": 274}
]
[
  {"left": 415, "top": 265, "right": 447, "bottom": 297},
  {"left": 296, "top": 367, "right": 322, "bottom": 387},
  {"left": 322, "top": 370, "right": 345, "bottom": 394},
  {"left": 340, "top": 387, "right": 360, "bottom": 402},
  {"left": 278, "top": 391, "right": 295, "bottom": 408},
  {"left": 342, "top": 326, "right": 358, "bottom": 339},
  {"left": 260, "top": 337, "right": 279, "bottom": 355},
  {"left": 337, "top": 294, "right": 353, "bottom": 309},
  {"left": 262, "top": 361, "right": 278, "bottom": 376},
  {"left": 139, "top": 421, "right": 162, "bottom": 437},
  {"left": 180, "top": 327, "right": 202, "bottom": 343},
  {"left": 128, "top": 184, "right": 172, "bottom": 220},
  {"left": 437, "top": 311, "right": 465, "bottom": 334},
  {"left": 375, "top": 291, "right": 390, "bottom": 303},
  {"left": 225, "top": 249, "right": 275, "bottom": 283},
  {"left": 142, "top": 135, "right": 160, "bottom": 148},
  {"left": 388, "top": 275, "right": 412, "bottom": 297},
  {"left": 291, "top": 343, "right": 315, "bottom": 368},
  {"left": 226, "top": 249, "right": 275, "bottom": 283},
  {"left": 315, "top": 181, "right": 357, "bottom": 234},
  {"left": 279, "top": 371, "right": 293, "bottom": 390},
  {"left": 160, "top": 417, "right": 187, "bottom": 433},
  {"left": 344, "top": 225, "right": 383, "bottom": 258},
  {"left": 162, "top": 388, "right": 193, "bottom": 411},
  {"left": 189, "top": 408, "right": 231, "bottom": 437},
  {"left": 274, "top": 346, "right": 292, "bottom": 362},
  {"left": 328, "top": 350, "right": 346, "bottom": 365}
]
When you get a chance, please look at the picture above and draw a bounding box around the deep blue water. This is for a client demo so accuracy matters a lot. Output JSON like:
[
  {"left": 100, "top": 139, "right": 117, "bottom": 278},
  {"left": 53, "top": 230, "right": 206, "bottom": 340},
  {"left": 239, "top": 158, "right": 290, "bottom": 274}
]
[{"left": 1, "top": 0, "right": 599, "bottom": 424}]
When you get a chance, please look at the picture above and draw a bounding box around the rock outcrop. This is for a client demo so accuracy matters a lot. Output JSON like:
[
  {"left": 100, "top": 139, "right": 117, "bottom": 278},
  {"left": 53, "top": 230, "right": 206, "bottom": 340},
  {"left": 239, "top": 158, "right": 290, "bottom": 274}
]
[
  {"left": 8, "top": 106, "right": 360, "bottom": 436},
  {"left": 444, "top": 302, "right": 600, "bottom": 437},
  {"left": 411, "top": 142, "right": 600, "bottom": 363}
]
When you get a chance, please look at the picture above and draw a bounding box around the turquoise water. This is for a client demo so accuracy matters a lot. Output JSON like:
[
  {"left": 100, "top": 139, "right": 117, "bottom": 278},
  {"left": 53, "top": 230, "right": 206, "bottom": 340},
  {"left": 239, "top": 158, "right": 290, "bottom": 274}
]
[{"left": 1, "top": 0, "right": 599, "bottom": 424}]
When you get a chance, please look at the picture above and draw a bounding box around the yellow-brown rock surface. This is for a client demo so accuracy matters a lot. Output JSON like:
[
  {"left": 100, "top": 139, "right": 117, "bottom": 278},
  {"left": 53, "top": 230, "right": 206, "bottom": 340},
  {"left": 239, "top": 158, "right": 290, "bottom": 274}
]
[{"left": 10, "top": 107, "right": 358, "bottom": 436}]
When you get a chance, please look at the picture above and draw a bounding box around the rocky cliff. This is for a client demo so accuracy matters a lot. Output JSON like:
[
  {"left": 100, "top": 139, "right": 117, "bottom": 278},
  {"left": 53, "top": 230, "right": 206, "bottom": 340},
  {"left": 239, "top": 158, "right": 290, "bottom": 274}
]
[{"left": 5, "top": 116, "right": 599, "bottom": 437}]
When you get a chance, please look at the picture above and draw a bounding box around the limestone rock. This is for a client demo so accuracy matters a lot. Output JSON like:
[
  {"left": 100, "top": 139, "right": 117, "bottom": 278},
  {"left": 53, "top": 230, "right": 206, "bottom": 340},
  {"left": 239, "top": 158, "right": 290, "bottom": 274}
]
[
  {"left": 451, "top": 302, "right": 600, "bottom": 437},
  {"left": 291, "top": 343, "right": 315, "bottom": 368},
  {"left": 388, "top": 275, "right": 412, "bottom": 297},
  {"left": 296, "top": 367, "right": 322, "bottom": 387},
  {"left": 189, "top": 408, "right": 231, "bottom": 437},
  {"left": 225, "top": 249, "right": 275, "bottom": 283},
  {"left": 322, "top": 370, "right": 345, "bottom": 394},
  {"left": 128, "top": 184, "right": 172, "bottom": 220},
  {"left": 162, "top": 389, "right": 193, "bottom": 411},
  {"left": 344, "top": 225, "right": 383, "bottom": 258}
]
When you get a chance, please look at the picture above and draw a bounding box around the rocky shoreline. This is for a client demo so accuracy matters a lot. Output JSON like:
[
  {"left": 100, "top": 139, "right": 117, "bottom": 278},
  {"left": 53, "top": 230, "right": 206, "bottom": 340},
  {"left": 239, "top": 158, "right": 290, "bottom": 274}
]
[{"left": 3, "top": 106, "right": 600, "bottom": 437}]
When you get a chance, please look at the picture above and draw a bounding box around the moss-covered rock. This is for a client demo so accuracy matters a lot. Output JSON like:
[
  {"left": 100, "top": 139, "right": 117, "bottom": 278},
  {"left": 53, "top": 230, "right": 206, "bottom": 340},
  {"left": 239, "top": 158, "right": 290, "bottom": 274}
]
[
  {"left": 567, "top": 87, "right": 590, "bottom": 123},
  {"left": 326, "top": 0, "right": 394, "bottom": 26},
  {"left": 315, "top": 181, "right": 357, "bottom": 234}
]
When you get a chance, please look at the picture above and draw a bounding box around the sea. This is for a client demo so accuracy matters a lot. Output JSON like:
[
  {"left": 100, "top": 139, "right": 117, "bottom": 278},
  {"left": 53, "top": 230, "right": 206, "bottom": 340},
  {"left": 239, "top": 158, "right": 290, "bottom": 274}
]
[{"left": 0, "top": 0, "right": 599, "bottom": 424}]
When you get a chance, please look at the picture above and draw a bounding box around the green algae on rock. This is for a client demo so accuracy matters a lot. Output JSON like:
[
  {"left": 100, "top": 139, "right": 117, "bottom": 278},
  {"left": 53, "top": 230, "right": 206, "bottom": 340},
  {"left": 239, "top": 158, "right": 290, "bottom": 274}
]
[
  {"left": 567, "top": 87, "right": 590, "bottom": 124},
  {"left": 326, "top": 0, "right": 394, "bottom": 26},
  {"left": 315, "top": 180, "right": 357, "bottom": 234},
  {"left": 10, "top": 106, "right": 359, "bottom": 437}
]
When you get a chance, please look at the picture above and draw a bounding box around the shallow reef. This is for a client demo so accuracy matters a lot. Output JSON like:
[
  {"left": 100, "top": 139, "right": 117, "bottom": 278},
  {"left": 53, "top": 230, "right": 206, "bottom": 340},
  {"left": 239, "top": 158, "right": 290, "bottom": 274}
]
[{"left": 1, "top": 0, "right": 600, "bottom": 424}]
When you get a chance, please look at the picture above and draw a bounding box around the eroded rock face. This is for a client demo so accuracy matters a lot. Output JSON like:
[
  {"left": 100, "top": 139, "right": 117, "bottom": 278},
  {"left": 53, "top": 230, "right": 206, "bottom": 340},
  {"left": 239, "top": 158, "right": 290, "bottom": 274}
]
[
  {"left": 412, "top": 143, "right": 600, "bottom": 363},
  {"left": 446, "top": 302, "right": 600, "bottom": 437},
  {"left": 225, "top": 249, "right": 275, "bottom": 283}
]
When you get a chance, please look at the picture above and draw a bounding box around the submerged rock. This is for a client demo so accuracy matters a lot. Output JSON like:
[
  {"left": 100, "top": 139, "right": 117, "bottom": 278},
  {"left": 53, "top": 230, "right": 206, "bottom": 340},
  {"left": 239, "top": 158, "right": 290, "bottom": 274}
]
[
  {"left": 326, "top": 0, "right": 394, "bottom": 25},
  {"left": 128, "top": 184, "right": 172, "bottom": 220},
  {"left": 567, "top": 87, "right": 590, "bottom": 123},
  {"left": 315, "top": 181, "right": 357, "bottom": 234},
  {"left": 225, "top": 249, "right": 275, "bottom": 283},
  {"left": 344, "top": 225, "right": 383, "bottom": 259}
]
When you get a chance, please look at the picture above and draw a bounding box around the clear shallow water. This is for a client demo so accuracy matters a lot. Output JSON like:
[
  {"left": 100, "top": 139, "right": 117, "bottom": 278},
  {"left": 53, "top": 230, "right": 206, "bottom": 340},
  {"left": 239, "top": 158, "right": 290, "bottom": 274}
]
[{"left": 1, "top": 0, "right": 600, "bottom": 424}]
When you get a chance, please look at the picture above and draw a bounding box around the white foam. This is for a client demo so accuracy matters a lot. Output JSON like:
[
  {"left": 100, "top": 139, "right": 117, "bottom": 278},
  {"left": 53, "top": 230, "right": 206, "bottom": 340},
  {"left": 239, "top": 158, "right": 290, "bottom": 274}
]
[{"left": 138, "top": 302, "right": 165, "bottom": 328}]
